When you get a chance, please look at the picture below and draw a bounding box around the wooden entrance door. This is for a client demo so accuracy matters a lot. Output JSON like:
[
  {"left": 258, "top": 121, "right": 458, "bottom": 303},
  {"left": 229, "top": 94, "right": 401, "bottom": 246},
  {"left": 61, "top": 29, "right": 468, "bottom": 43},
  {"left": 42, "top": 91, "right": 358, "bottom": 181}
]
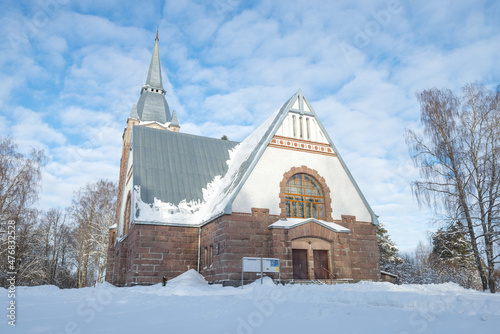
[
  {"left": 292, "top": 249, "right": 308, "bottom": 279},
  {"left": 313, "top": 250, "right": 329, "bottom": 279}
]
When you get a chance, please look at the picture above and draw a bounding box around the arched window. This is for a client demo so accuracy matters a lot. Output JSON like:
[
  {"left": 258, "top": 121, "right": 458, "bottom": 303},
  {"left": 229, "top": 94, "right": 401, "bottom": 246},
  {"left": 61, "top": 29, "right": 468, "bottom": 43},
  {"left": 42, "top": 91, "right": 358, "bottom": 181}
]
[{"left": 285, "top": 173, "right": 325, "bottom": 219}]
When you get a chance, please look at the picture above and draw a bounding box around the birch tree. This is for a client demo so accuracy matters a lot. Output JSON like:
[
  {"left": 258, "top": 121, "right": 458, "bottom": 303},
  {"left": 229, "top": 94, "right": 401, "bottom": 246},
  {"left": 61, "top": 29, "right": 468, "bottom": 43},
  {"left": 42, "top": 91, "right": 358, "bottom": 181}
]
[
  {"left": 406, "top": 83, "right": 500, "bottom": 292},
  {"left": 0, "top": 137, "right": 46, "bottom": 286},
  {"left": 37, "top": 208, "right": 76, "bottom": 287},
  {"left": 69, "top": 180, "right": 117, "bottom": 287}
]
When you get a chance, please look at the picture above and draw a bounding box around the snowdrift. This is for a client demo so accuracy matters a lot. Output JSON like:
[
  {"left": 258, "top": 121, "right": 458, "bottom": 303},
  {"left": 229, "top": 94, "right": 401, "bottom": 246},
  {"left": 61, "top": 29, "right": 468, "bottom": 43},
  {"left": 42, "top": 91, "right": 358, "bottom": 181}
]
[{"left": 3, "top": 273, "right": 500, "bottom": 334}]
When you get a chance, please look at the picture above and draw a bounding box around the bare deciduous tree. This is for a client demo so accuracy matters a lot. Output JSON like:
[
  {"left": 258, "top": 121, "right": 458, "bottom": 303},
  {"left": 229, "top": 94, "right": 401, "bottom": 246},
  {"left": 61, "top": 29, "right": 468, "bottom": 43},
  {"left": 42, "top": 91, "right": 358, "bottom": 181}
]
[
  {"left": 37, "top": 209, "right": 76, "bottom": 287},
  {"left": 406, "top": 83, "right": 500, "bottom": 292},
  {"left": 0, "top": 137, "right": 46, "bottom": 286},
  {"left": 69, "top": 180, "right": 117, "bottom": 288},
  {"left": 0, "top": 137, "right": 45, "bottom": 222}
]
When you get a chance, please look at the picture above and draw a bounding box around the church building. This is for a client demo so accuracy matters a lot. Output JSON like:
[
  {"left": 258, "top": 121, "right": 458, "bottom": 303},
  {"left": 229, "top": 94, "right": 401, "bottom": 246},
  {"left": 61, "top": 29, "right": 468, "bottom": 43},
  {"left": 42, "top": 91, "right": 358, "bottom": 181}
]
[{"left": 105, "top": 35, "right": 381, "bottom": 286}]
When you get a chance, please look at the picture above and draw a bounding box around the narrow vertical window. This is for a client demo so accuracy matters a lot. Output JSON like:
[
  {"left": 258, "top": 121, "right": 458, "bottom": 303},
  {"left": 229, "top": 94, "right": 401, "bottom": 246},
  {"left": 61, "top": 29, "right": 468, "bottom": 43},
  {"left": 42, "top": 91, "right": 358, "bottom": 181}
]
[
  {"left": 123, "top": 193, "right": 131, "bottom": 235},
  {"left": 306, "top": 118, "right": 310, "bottom": 140},
  {"left": 299, "top": 117, "right": 303, "bottom": 138},
  {"left": 292, "top": 115, "right": 296, "bottom": 137}
]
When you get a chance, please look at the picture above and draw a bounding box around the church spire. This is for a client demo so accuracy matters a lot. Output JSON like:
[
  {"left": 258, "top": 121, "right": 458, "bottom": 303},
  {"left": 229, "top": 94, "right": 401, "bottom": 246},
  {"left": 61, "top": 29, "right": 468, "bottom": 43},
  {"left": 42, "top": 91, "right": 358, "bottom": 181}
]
[
  {"left": 134, "top": 33, "right": 171, "bottom": 123},
  {"left": 144, "top": 33, "right": 164, "bottom": 89}
]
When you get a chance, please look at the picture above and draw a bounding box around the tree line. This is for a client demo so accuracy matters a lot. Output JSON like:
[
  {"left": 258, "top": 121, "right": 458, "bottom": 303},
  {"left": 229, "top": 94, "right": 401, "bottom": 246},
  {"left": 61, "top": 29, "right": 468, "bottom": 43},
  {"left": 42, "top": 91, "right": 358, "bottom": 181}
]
[
  {"left": 378, "top": 222, "right": 496, "bottom": 290},
  {"left": 0, "top": 137, "right": 117, "bottom": 288}
]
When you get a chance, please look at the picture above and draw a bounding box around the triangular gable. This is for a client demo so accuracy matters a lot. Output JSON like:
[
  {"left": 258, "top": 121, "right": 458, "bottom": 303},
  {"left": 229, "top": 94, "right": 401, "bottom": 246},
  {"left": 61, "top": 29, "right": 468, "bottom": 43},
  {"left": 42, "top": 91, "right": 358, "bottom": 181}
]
[{"left": 200, "top": 89, "right": 379, "bottom": 226}]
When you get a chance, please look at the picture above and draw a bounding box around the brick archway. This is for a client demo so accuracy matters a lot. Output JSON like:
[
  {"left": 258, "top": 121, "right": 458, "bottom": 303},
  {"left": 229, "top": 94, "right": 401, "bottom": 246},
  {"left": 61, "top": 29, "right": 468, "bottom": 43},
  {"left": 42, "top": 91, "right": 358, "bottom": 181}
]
[
  {"left": 291, "top": 237, "right": 332, "bottom": 280},
  {"left": 278, "top": 166, "right": 333, "bottom": 222}
]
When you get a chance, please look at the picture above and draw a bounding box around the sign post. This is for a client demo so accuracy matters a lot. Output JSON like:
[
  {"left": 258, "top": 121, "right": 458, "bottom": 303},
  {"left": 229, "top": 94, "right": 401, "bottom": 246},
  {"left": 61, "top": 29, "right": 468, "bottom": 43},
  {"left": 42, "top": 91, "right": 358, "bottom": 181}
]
[{"left": 241, "top": 257, "right": 280, "bottom": 288}]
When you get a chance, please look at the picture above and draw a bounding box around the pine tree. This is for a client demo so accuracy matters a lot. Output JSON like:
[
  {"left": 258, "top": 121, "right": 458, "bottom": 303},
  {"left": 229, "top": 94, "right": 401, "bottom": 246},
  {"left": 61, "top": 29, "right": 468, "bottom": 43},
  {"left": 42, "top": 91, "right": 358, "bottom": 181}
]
[
  {"left": 431, "top": 222, "right": 474, "bottom": 268},
  {"left": 376, "top": 223, "right": 401, "bottom": 265},
  {"left": 429, "top": 222, "right": 481, "bottom": 289}
]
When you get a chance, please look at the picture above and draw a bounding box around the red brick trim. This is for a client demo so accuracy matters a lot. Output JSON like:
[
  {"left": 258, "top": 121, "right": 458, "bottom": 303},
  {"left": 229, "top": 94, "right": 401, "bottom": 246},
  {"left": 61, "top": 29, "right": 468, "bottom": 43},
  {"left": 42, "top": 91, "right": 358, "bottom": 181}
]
[
  {"left": 278, "top": 166, "right": 333, "bottom": 222},
  {"left": 268, "top": 135, "right": 335, "bottom": 156}
]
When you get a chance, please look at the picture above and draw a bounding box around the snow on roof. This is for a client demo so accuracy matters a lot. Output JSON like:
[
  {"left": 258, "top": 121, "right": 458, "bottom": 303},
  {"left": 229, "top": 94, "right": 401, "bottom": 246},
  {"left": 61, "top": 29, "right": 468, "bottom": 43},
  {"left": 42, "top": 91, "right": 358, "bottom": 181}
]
[
  {"left": 137, "top": 120, "right": 170, "bottom": 128},
  {"left": 134, "top": 175, "right": 222, "bottom": 226},
  {"left": 133, "top": 104, "right": 283, "bottom": 226},
  {"left": 132, "top": 126, "right": 238, "bottom": 217},
  {"left": 268, "top": 218, "right": 350, "bottom": 233},
  {"left": 380, "top": 270, "right": 398, "bottom": 278},
  {"left": 197, "top": 103, "right": 285, "bottom": 223}
]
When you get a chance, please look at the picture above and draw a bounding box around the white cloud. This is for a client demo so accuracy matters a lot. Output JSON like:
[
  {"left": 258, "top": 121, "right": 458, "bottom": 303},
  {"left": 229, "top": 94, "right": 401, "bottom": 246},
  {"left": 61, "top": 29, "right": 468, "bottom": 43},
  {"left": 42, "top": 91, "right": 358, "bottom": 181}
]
[{"left": 10, "top": 107, "right": 66, "bottom": 151}]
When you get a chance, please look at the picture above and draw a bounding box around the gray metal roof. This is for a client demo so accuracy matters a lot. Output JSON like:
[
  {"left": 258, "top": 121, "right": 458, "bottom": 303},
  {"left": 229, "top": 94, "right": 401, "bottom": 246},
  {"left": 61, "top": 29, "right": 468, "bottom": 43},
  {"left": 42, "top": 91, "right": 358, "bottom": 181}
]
[
  {"left": 129, "top": 103, "right": 138, "bottom": 119},
  {"left": 132, "top": 126, "right": 239, "bottom": 205},
  {"left": 136, "top": 91, "right": 171, "bottom": 123}
]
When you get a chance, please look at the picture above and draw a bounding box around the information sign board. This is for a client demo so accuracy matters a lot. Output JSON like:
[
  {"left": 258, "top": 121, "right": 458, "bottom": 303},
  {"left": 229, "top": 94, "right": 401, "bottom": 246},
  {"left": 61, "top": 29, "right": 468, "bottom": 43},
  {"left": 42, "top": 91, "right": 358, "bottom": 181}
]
[
  {"left": 242, "top": 257, "right": 261, "bottom": 272},
  {"left": 241, "top": 257, "right": 280, "bottom": 288}
]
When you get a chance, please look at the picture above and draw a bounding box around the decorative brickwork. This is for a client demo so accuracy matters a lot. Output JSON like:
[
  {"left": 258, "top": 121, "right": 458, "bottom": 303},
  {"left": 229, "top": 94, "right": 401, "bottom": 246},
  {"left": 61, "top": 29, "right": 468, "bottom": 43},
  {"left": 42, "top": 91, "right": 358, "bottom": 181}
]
[
  {"left": 278, "top": 166, "right": 334, "bottom": 222},
  {"left": 269, "top": 135, "right": 335, "bottom": 156}
]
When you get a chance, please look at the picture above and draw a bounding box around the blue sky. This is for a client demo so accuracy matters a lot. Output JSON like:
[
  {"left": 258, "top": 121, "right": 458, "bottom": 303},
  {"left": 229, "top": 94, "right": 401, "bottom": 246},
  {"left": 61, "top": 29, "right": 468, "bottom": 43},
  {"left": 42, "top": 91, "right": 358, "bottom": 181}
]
[{"left": 1, "top": 0, "right": 499, "bottom": 252}]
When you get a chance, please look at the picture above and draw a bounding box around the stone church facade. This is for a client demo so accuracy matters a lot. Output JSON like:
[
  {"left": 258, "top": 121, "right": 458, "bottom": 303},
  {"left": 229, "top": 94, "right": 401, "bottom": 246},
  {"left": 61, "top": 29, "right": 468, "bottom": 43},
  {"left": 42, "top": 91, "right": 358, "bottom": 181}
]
[{"left": 105, "top": 35, "right": 381, "bottom": 286}]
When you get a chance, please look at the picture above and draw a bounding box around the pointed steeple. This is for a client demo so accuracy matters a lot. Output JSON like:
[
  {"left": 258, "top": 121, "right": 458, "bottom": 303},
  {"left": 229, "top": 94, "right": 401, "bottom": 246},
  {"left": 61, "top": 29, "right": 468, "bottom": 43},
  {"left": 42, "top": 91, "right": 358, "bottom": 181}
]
[
  {"left": 135, "top": 33, "right": 171, "bottom": 124},
  {"left": 144, "top": 32, "right": 163, "bottom": 89},
  {"left": 170, "top": 110, "right": 179, "bottom": 127},
  {"left": 168, "top": 110, "right": 180, "bottom": 132}
]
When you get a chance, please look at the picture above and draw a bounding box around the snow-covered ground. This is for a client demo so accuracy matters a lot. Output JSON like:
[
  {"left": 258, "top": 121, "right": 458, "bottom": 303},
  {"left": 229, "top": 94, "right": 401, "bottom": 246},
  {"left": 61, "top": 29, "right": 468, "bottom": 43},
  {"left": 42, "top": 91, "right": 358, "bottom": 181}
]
[{"left": 3, "top": 270, "right": 500, "bottom": 334}]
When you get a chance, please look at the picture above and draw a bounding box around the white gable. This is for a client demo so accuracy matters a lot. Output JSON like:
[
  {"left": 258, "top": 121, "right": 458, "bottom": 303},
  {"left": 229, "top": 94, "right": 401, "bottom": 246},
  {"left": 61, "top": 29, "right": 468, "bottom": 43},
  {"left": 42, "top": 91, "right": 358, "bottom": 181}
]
[
  {"left": 275, "top": 112, "right": 328, "bottom": 143},
  {"left": 227, "top": 89, "right": 377, "bottom": 224}
]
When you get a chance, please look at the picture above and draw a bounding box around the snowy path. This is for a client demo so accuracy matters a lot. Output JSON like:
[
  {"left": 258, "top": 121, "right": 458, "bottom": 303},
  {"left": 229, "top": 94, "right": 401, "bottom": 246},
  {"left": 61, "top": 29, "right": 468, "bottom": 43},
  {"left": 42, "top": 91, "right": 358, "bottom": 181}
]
[{"left": 2, "top": 270, "right": 500, "bottom": 334}]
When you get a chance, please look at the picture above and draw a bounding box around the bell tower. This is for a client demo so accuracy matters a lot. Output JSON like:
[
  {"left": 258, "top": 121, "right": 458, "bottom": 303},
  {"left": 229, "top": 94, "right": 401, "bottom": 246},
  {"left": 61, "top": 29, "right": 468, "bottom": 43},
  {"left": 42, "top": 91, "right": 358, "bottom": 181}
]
[{"left": 115, "top": 32, "right": 180, "bottom": 226}]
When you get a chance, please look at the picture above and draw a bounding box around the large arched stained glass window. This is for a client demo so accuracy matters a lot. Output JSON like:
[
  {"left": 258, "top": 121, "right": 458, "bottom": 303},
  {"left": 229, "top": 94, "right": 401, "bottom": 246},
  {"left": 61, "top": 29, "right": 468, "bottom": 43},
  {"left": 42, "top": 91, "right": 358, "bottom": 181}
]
[{"left": 285, "top": 173, "right": 325, "bottom": 219}]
